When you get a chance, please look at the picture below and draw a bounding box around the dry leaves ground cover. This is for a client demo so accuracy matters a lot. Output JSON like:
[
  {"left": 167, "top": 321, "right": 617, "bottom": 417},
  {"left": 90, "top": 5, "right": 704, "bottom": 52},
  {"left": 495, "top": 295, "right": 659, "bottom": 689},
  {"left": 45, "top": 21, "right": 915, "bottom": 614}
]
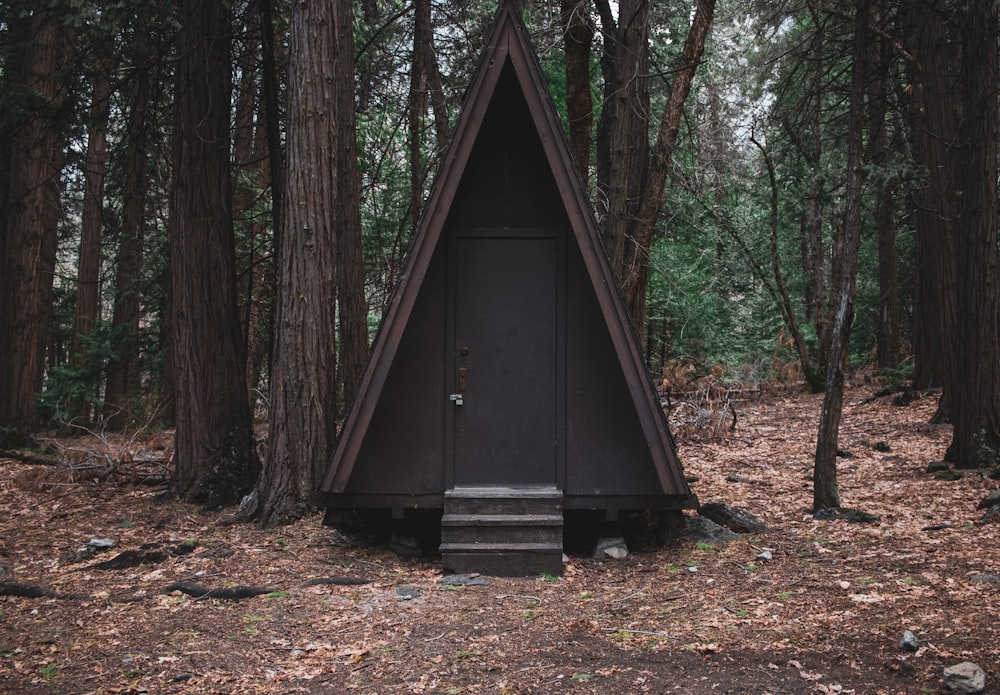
[{"left": 1, "top": 382, "right": 998, "bottom": 694}]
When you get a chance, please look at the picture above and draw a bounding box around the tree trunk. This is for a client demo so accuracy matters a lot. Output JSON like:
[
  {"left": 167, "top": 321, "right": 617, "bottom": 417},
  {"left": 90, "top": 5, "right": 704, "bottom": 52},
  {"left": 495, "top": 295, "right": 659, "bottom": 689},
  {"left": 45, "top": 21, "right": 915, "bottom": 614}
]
[
  {"left": 902, "top": 1, "right": 960, "bottom": 407},
  {"left": 622, "top": 0, "right": 716, "bottom": 343},
  {"left": 233, "top": 2, "right": 272, "bottom": 407},
  {"left": 259, "top": 0, "right": 284, "bottom": 390},
  {"left": 949, "top": 0, "right": 1000, "bottom": 468},
  {"left": 869, "top": 57, "right": 901, "bottom": 369},
  {"left": 560, "top": 0, "right": 594, "bottom": 186},
  {"left": 69, "top": 57, "right": 113, "bottom": 425},
  {"left": 595, "top": 0, "right": 649, "bottom": 275},
  {"left": 335, "top": 0, "right": 368, "bottom": 413},
  {"left": 0, "top": 9, "right": 65, "bottom": 446},
  {"left": 104, "top": 48, "right": 149, "bottom": 431},
  {"left": 814, "top": 0, "right": 869, "bottom": 512},
  {"left": 258, "top": 0, "right": 346, "bottom": 526},
  {"left": 170, "top": 0, "right": 258, "bottom": 509}
]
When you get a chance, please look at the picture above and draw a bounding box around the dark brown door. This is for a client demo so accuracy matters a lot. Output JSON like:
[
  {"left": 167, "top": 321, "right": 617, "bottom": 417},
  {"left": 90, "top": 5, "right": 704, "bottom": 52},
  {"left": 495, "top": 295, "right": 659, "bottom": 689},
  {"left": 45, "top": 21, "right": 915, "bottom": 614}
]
[{"left": 451, "top": 230, "right": 560, "bottom": 486}]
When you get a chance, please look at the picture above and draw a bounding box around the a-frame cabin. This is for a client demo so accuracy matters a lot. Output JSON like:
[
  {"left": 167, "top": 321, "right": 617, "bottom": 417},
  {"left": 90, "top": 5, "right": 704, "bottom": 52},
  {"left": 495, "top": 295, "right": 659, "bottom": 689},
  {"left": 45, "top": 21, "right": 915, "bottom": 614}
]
[{"left": 318, "top": 0, "right": 696, "bottom": 576}]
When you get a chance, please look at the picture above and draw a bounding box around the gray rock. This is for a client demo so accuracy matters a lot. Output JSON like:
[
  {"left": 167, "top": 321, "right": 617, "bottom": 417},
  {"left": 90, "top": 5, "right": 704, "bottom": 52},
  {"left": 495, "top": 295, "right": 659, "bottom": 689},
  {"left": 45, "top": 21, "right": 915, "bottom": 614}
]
[
  {"left": 970, "top": 573, "right": 1000, "bottom": 585},
  {"left": 755, "top": 549, "right": 773, "bottom": 562},
  {"left": 942, "top": 662, "right": 985, "bottom": 693},
  {"left": 899, "top": 630, "right": 920, "bottom": 652},
  {"left": 594, "top": 536, "right": 629, "bottom": 560},
  {"left": 977, "top": 489, "right": 1000, "bottom": 509},
  {"left": 813, "top": 507, "right": 880, "bottom": 524},
  {"left": 698, "top": 502, "right": 767, "bottom": 534},
  {"left": 87, "top": 537, "right": 115, "bottom": 550},
  {"left": 438, "top": 574, "right": 491, "bottom": 587},
  {"left": 926, "top": 460, "right": 951, "bottom": 473},
  {"left": 982, "top": 504, "right": 1000, "bottom": 524},
  {"left": 395, "top": 586, "right": 420, "bottom": 600},
  {"left": 682, "top": 515, "right": 739, "bottom": 545}
]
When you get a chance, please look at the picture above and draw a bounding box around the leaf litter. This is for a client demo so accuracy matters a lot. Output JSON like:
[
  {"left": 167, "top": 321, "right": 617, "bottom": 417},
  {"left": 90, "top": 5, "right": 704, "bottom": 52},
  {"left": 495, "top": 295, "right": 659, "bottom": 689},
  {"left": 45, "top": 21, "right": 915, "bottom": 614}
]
[{"left": 0, "top": 381, "right": 997, "bottom": 693}]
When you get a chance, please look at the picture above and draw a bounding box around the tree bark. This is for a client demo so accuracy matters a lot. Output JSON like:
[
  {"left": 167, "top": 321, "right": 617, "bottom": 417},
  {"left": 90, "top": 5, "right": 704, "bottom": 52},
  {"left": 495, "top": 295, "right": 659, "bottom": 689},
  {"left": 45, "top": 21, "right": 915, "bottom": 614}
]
[
  {"left": 949, "top": 0, "right": 1000, "bottom": 468},
  {"left": 867, "top": 34, "right": 901, "bottom": 371},
  {"left": 69, "top": 55, "right": 114, "bottom": 425},
  {"left": 170, "top": 0, "right": 258, "bottom": 509},
  {"left": 622, "top": 0, "right": 716, "bottom": 343},
  {"left": 560, "top": 0, "right": 594, "bottom": 186},
  {"left": 335, "top": 0, "right": 368, "bottom": 413},
  {"left": 901, "top": 1, "right": 960, "bottom": 406},
  {"left": 814, "top": 0, "right": 869, "bottom": 512},
  {"left": 258, "top": 0, "right": 346, "bottom": 526},
  {"left": 595, "top": 0, "right": 649, "bottom": 275},
  {"left": 0, "top": 9, "right": 65, "bottom": 446},
  {"left": 104, "top": 46, "right": 150, "bottom": 430},
  {"left": 233, "top": 2, "right": 272, "bottom": 407}
]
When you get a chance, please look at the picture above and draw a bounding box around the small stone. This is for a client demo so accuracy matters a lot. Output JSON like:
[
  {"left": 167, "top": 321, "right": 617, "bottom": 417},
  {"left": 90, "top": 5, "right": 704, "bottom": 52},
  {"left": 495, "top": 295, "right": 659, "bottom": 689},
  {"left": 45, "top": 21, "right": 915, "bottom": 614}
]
[
  {"left": 942, "top": 662, "right": 985, "bottom": 694},
  {"left": 899, "top": 630, "right": 920, "bottom": 652},
  {"left": 594, "top": 536, "right": 629, "bottom": 560},
  {"left": 687, "top": 566, "right": 698, "bottom": 573},
  {"left": 395, "top": 586, "right": 420, "bottom": 600},
  {"left": 813, "top": 508, "right": 880, "bottom": 524},
  {"left": 755, "top": 549, "right": 773, "bottom": 561},
  {"left": 87, "top": 537, "right": 115, "bottom": 550},
  {"left": 926, "top": 460, "right": 951, "bottom": 473}
]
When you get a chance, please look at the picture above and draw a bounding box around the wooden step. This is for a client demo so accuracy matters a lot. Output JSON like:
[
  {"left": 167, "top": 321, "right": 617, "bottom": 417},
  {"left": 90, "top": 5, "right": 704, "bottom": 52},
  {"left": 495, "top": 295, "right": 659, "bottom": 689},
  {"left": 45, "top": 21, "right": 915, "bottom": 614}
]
[
  {"left": 440, "top": 486, "right": 564, "bottom": 576},
  {"left": 444, "top": 486, "right": 563, "bottom": 515}
]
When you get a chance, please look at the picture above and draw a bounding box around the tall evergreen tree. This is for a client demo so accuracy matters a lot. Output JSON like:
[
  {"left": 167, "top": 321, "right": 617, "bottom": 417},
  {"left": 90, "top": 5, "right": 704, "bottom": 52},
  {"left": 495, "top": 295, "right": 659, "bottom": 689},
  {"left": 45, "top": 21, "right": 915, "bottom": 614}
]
[
  {"left": 950, "top": 0, "right": 1000, "bottom": 468},
  {"left": 0, "top": 8, "right": 66, "bottom": 446},
  {"left": 169, "top": 0, "right": 258, "bottom": 508},
  {"left": 257, "top": 0, "right": 351, "bottom": 526}
]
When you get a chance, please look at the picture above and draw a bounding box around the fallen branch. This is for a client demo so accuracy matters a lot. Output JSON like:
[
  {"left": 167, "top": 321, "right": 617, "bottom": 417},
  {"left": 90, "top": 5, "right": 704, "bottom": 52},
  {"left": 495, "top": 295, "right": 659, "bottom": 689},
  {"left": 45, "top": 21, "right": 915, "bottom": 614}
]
[
  {"left": 0, "top": 449, "right": 60, "bottom": 466},
  {"left": 0, "top": 582, "right": 89, "bottom": 600},
  {"left": 301, "top": 576, "right": 371, "bottom": 587},
  {"left": 163, "top": 581, "right": 276, "bottom": 601}
]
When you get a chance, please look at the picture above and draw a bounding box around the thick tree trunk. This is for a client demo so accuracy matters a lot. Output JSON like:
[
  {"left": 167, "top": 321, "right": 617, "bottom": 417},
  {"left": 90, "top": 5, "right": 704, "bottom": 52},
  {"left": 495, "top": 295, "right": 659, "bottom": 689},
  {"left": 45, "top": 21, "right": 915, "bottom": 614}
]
[
  {"left": 560, "top": 0, "right": 594, "bottom": 186},
  {"left": 623, "top": 0, "right": 716, "bottom": 343},
  {"left": 0, "top": 10, "right": 65, "bottom": 446},
  {"left": 258, "top": 0, "right": 346, "bottom": 527},
  {"left": 170, "top": 0, "right": 258, "bottom": 509},
  {"left": 814, "top": 0, "right": 869, "bottom": 512},
  {"left": 950, "top": 0, "right": 1000, "bottom": 468},
  {"left": 69, "top": 60, "right": 113, "bottom": 425},
  {"left": 902, "top": 1, "right": 960, "bottom": 407}
]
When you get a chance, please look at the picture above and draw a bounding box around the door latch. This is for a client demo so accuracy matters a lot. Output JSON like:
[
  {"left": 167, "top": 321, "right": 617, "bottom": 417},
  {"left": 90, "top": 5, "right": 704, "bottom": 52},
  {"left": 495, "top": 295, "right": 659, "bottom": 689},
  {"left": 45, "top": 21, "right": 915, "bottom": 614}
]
[{"left": 449, "top": 393, "right": 464, "bottom": 406}]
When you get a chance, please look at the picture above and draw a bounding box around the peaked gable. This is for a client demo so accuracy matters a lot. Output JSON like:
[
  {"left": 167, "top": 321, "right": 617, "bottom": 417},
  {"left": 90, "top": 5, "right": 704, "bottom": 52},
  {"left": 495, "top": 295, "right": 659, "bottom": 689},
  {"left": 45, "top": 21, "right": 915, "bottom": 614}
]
[{"left": 321, "top": 1, "right": 690, "bottom": 502}]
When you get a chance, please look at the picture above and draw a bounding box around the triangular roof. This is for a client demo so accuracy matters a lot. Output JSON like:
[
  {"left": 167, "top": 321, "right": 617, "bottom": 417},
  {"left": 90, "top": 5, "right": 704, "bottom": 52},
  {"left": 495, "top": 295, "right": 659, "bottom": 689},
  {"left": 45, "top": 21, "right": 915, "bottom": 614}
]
[{"left": 321, "top": 0, "right": 689, "bottom": 498}]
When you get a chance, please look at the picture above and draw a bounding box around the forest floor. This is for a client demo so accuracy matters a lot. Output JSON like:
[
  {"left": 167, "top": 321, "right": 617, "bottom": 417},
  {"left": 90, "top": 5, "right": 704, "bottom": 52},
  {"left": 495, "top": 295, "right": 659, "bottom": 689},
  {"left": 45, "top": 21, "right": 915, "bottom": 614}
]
[{"left": 1, "top": 378, "right": 998, "bottom": 694}]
